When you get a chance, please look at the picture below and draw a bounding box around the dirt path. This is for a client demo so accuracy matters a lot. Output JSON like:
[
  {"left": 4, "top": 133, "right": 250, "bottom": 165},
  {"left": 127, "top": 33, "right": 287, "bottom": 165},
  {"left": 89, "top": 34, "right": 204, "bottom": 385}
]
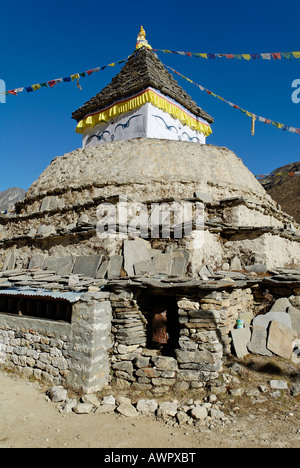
[{"left": 0, "top": 369, "right": 300, "bottom": 449}]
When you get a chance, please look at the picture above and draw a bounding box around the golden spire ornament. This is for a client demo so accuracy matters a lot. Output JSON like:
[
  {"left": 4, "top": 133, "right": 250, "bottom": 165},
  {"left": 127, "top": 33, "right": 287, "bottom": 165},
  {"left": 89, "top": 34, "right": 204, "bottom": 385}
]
[{"left": 136, "top": 26, "right": 152, "bottom": 50}]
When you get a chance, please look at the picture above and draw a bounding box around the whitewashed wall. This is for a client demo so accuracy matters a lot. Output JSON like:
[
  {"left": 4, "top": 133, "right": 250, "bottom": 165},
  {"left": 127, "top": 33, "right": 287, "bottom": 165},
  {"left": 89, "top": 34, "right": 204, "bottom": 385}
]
[{"left": 82, "top": 103, "right": 207, "bottom": 147}]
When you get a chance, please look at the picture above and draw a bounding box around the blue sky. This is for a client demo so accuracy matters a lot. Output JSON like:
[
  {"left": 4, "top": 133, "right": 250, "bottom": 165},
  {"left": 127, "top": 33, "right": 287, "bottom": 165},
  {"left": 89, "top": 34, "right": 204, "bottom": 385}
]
[{"left": 0, "top": 0, "right": 299, "bottom": 191}]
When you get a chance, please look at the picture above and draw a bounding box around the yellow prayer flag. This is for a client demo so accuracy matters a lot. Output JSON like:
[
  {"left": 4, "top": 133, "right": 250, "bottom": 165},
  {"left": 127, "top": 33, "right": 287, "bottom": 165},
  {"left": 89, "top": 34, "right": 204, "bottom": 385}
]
[
  {"left": 32, "top": 84, "right": 41, "bottom": 91},
  {"left": 292, "top": 52, "right": 300, "bottom": 58},
  {"left": 199, "top": 53, "right": 208, "bottom": 59},
  {"left": 241, "top": 54, "right": 251, "bottom": 60},
  {"left": 251, "top": 115, "right": 257, "bottom": 135}
]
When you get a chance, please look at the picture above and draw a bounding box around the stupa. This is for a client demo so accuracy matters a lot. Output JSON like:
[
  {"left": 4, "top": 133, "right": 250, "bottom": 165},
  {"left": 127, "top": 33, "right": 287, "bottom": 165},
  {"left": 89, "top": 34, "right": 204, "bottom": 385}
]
[{"left": 0, "top": 28, "right": 299, "bottom": 394}]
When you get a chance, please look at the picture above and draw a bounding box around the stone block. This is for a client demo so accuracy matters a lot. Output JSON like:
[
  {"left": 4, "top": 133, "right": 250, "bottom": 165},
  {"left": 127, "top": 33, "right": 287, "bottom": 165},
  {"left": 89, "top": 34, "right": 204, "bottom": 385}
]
[
  {"left": 107, "top": 255, "right": 123, "bottom": 279},
  {"left": 37, "top": 225, "right": 56, "bottom": 237},
  {"left": 28, "top": 254, "right": 45, "bottom": 269},
  {"left": 230, "top": 256, "right": 242, "bottom": 271},
  {"left": 231, "top": 327, "right": 251, "bottom": 358},
  {"left": 3, "top": 251, "right": 16, "bottom": 271},
  {"left": 152, "top": 356, "right": 178, "bottom": 371},
  {"left": 73, "top": 402, "right": 94, "bottom": 414},
  {"left": 244, "top": 264, "right": 268, "bottom": 274},
  {"left": 267, "top": 321, "right": 298, "bottom": 359},
  {"left": 47, "top": 386, "right": 68, "bottom": 402},
  {"left": 247, "top": 326, "right": 272, "bottom": 357},
  {"left": 134, "top": 259, "right": 155, "bottom": 276},
  {"left": 72, "top": 254, "right": 102, "bottom": 278},
  {"left": 269, "top": 379, "right": 288, "bottom": 390},
  {"left": 288, "top": 306, "right": 300, "bottom": 336},
  {"left": 123, "top": 239, "right": 151, "bottom": 276},
  {"left": 157, "top": 401, "right": 178, "bottom": 418},
  {"left": 270, "top": 298, "right": 291, "bottom": 313},
  {"left": 153, "top": 253, "right": 172, "bottom": 275},
  {"left": 253, "top": 312, "right": 292, "bottom": 330},
  {"left": 96, "top": 260, "right": 109, "bottom": 278},
  {"left": 171, "top": 256, "right": 187, "bottom": 276},
  {"left": 193, "top": 192, "right": 213, "bottom": 204},
  {"left": 190, "top": 405, "right": 208, "bottom": 420},
  {"left": 40, "top": 196, "right": 58, "bottom": 212},
  {"left": 43, "top": 256, "right": 74, "bottom": 275},
  {"left": 116, "top": 403, "right": 138, "bottom": 417}
]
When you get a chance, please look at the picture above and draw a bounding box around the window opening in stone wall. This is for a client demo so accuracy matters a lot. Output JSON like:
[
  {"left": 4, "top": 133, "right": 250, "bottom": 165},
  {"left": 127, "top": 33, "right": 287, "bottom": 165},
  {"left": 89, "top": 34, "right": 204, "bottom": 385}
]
[{"left": 0, "top": 295, "right": 72, "bottom": 323}]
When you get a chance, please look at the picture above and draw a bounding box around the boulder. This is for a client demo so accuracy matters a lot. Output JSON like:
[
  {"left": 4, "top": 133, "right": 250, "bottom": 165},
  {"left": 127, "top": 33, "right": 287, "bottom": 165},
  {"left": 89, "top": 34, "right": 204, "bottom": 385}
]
[{"left": 47, "top": 386, "right": 68, "bottom": 403}]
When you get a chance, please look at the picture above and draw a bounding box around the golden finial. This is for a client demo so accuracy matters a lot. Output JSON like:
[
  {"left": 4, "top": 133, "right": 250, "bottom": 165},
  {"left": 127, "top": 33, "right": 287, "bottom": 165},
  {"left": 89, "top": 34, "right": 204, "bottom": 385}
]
[
  {"left": 136, "top": 26, "right": 152, "bottom": 50},
  {"left": 138, "top": 26, "right": 146, "bottom": 40}
]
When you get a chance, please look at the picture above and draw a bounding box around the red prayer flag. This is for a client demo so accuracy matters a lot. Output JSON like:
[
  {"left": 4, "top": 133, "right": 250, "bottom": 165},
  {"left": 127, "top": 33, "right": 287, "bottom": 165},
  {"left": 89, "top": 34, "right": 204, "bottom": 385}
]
[
  {"left": 8, "top": 90, "right": 17, "bottom": 95},
  {"left": 271, "top": 53, "right": 281, "bottom": 60},
  {"left": 47, "top": 80, "right": 57, "bottom": 88}
]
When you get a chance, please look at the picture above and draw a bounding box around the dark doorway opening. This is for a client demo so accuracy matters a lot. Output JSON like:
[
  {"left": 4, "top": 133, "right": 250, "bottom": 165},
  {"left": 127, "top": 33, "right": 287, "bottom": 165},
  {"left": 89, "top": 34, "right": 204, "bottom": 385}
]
[{"left": 137, "top": 293, "right": 179, "bottom": 357}]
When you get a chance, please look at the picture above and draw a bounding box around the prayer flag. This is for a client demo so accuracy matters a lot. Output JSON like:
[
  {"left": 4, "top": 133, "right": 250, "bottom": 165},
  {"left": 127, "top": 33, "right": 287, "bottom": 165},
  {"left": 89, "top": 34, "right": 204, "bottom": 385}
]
[
  {"left": 282, "top": 52, "right": 292, "bottom": 59},
  {"left": 241, "top": 54, "right": 251, "bottom": 60},
  {"left": 271, "top": 53, "right": 281, "bottom": 60},
  {"left": 260, "top": 53, "right": 271, "bottom": 60}
]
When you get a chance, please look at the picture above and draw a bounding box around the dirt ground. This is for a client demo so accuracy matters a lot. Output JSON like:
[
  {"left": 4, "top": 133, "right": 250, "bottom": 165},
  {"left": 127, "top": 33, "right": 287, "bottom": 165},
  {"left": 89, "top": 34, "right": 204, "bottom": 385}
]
[{"left": 0, "top": 356, "right": 300, "bottom": 449}]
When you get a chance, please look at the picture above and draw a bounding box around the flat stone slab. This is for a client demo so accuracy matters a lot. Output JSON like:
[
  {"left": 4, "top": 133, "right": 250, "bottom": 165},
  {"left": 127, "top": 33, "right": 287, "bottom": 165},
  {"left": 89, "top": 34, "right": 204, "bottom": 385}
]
[
  {"left": 253, "top": 311, "right": 292, "bottom": 330},
  {"left": 134, "top": 259, "right": 156, "bottom": 276},
  {"left": 267, "top": 320, "right": 298, "bottom": 359},
  {"left": 288, "top": 305, "right": 300, "bottom": 336},
  {"left": 171, "top": 256, "right": 187, "bottom": 276},
  {"left": 107, "top": 255, "right": 123, "bottom": 279},
  {"left": 153, "top": 253, "right": 172, "bottom": 275},
  {"left": 270, "top": 298, "right": 292, "bottom": 313},
  {"left": 247, "top": 326, "right": 272, "bottom": 357},
  {"left": 72, "top": 255, "right": 102, "bottom": 278},
  {"left": 43, "top": 256, "right": 74, "bottom": 275},
  {"left": 231, "top": 327, "right": 251, "bottom": 358},
  {"left": 123, "top": 239, "right": 150, "bottom": 277}
]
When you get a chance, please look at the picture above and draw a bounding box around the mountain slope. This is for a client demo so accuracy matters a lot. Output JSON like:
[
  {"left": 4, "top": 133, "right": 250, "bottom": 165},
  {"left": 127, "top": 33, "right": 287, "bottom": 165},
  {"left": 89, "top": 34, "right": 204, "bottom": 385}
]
[
  {"left": 0, "top": 187, "right": 26, "bottom": 211},
  {"left": 260, "top": 161, "right": 300, "bottom": 224}
]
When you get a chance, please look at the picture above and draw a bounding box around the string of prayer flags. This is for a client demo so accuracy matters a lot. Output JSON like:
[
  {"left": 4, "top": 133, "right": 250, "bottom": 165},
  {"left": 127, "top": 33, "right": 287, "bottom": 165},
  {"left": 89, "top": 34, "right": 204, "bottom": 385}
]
[
  {"left": 0, "top": 58, "right": 129, "bottom": 97},
  {"left": 154, "top": 49, "right": 300, "bottom": 61},
  {"left": 255, "top": 172, "right": 300, "bottom": 179},
  {"left": 164, "top": 64, "right": 300, "bottom": 136}
]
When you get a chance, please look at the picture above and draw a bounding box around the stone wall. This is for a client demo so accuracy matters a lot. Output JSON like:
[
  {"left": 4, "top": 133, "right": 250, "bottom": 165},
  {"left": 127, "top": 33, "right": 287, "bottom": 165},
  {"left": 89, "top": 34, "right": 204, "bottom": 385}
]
[
  {"left": 109, "top": 287, "right": 254, "bottom": 394},
  {"left": 0, "top": 292, "right": 112, "bottom": 394}
]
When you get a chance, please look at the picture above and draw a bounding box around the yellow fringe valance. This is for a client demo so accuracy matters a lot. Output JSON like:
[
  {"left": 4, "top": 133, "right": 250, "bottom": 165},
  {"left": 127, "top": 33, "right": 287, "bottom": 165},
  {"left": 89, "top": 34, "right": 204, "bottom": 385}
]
[{"left": 75, "top": 88, "right": 212, "bottom": 137}]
